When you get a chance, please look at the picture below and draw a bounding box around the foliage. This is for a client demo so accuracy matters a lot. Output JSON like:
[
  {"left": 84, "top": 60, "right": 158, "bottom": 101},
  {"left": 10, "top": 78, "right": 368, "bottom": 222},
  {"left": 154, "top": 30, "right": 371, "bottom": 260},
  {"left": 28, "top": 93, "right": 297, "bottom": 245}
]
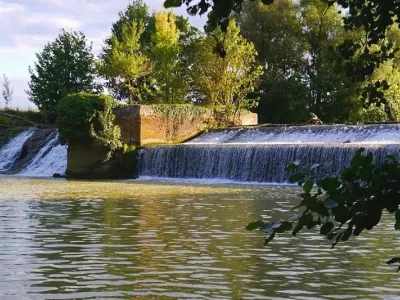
[
  {"left": 150, "top": 11, "right": 188, "bottom": 104},
  {"left": 0, "top": 115, "right": 10, "bottom": 126},
  {"left": 98, "top": 21, "right": 152, "bottom": 104},
  {"left": 165, "top": 0, "right": 400, "bottom": 115},
  {"left": 2, "top": 74, "right": 13, "bottom": 108},
  {"left": 246, "top": 149, "right": 400, "bottom": 270},
  {"left": 109, "top": 0, "right": 152, "bottom": 48},
  {"left": 56, "top": 93, "right": 122, "bottom": 160},
  {"left": 100, "top": 2, "right": 199, "bottom": 103},
  {"left": 361, "top": 26, "right": 400, "bottom": 121},
  {"left": 151, "top": 104, "right": 211, "bottom": 123},
  {"left": 100, "top": 0, "right": 156, "bottom": 102},
  {"left": 237, "top": 0, "right": 363, "bottom": 123},
  {"left": 0, "top": 108, "right": 44, "bottom": 126},
  {"left": 353, "top": 104, "right": 388, "bottom": 123},
  {"left": 189, "top": 20, "right": 263, "bottom": 123},
  {"left": 300, "top": 0, "right": 362, "bottom": 121},
  {"left": 238, "top": 0, "right": 308, "bottom": 123},
  {"left": 27, "top": 30, "right": 99, "bottom": 124}
]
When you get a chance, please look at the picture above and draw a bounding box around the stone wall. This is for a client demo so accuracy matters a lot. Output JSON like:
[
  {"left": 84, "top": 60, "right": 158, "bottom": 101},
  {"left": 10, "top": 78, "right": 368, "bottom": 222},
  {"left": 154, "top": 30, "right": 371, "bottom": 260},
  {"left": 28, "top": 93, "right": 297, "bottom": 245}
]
[
  {"left": 67, "top": 140, "right": 137, "bottom": 179},
  {"left": 113, "top": 105, "right": 141, "bottom": 146},
  {"left": 114, "top": 105, "right": 258, "bottom": 146}
]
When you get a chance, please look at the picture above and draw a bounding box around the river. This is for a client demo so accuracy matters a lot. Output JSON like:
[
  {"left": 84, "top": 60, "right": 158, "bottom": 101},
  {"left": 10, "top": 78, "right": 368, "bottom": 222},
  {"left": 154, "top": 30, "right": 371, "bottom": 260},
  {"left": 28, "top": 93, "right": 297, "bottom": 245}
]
[{"left": 0, "top": 177, "right": 399, "bottom": 299}]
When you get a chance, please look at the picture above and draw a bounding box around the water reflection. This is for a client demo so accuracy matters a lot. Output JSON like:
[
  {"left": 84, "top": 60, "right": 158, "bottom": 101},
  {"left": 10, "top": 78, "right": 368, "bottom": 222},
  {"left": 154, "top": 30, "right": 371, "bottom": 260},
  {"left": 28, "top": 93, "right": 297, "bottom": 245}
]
[{"left": 0, "top": 177, "right": 399, "bottom": 299}]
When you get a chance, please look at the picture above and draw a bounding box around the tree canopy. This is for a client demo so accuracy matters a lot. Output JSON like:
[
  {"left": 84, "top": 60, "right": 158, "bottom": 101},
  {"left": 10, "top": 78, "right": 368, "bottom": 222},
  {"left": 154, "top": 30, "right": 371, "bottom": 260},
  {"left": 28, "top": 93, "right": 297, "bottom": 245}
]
[
  {"left": 97, "top": 20, "right": 152, "bottom": 104},
  {"left": 27, "top": 30, "right": 99, "bottom": 123},
  {"left": 190, "top": 20, "right": 263, "bottom": 120},
  {"left": 165, "top": 0, "right": 400, "bottom": 115}
]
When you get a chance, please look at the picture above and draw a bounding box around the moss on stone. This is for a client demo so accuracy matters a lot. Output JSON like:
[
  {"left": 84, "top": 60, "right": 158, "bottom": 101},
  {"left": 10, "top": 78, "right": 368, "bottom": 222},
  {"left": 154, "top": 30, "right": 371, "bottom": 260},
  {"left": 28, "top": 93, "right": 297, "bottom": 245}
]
[{"left": 66, "top": 140, "right": 138, "bottom": 179}]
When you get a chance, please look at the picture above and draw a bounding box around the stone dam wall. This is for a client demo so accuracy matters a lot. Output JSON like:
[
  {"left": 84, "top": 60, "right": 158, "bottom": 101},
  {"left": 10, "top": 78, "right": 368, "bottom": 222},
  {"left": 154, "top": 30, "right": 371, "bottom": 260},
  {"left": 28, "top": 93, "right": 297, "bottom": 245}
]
[{"left": 114, "top": 105, "right": 258, "bottom": 146}]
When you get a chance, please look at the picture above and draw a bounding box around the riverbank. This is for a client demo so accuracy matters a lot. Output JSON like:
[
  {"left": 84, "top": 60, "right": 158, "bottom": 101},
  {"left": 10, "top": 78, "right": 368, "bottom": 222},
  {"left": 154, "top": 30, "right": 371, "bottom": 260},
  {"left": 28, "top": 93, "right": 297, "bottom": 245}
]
[{"left": 0, "top": 109, "right": 44, "bottom": 147}]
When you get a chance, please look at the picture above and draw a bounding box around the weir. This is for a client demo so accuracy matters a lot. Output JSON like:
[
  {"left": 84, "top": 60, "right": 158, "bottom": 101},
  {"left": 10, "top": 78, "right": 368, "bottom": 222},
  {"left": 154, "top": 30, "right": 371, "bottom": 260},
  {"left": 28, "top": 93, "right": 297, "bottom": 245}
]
[
  {"left": 2, "top": 124, "right": 400, "bottom": 181},
  {"left": 139, "top": 124, "right": 400, "bottom": 183}
]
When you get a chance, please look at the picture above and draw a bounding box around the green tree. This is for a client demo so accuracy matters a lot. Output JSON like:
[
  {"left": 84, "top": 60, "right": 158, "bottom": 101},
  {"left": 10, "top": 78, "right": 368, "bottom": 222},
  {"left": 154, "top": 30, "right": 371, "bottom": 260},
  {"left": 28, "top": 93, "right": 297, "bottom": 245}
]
[
  {"left": 150, "top": 11, "right": 188, "bottom": 104},
  {"left": 238, "top": 0, "right": 363, "bottom": 123},
  {"left": 300, "top": 0, "right": 361, "bottom": 122},
  {"left": 190, "top": 20, "right": 263, "bottom": 122},
  {"left": 109, "top": 0, "right": 152, "bottom": 49},
  {"left": 238, "top": 0, "right": 308, "bottom": 123},
  {"left": 27, "top": 30, "right": 98, "bottom": 123},
  {"left": 100, "top": 0, "right": 155, "bottom": 102},
  {"left": 98, "top": 21, "right": 152, "bottom": 104},
  {"left": 101, "top": 2, "right": 199, "bottom": 103},
  {"left": 165, "top": 0, "right": 400, "bottom": 112},
  {"left": 355, "top": 25, "right": 400, "bottom": 121},
  {"left": 2, "top": 74, "right": 13, "bottom": 108}
]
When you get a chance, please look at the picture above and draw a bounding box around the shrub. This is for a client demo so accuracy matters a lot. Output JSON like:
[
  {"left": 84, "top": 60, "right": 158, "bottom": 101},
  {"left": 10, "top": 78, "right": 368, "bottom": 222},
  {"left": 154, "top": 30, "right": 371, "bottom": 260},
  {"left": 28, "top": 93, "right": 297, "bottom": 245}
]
[
  {"left": 0, "top": 115, "right": 10, "bottom": 125},
  {"left": 56, "top": 93, "right": 122, "bottom": 160}
]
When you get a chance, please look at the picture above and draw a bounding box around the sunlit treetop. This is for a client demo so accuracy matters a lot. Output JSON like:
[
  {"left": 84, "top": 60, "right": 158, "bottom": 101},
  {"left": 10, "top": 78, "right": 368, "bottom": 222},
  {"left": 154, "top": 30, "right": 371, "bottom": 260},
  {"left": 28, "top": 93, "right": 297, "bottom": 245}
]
[{"left": 164, "top": 0, "right": 400, "bottom": 111}]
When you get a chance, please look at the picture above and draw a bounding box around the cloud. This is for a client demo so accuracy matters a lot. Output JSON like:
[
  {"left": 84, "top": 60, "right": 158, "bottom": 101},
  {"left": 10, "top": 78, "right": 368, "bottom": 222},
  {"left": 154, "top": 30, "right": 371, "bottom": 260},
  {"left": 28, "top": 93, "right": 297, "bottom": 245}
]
[
  {"left": 24, "top": 15, "right": 81, "bottom": 29},
  {"left": 0, "top": 1, "right": 24, "bottom": 13}
]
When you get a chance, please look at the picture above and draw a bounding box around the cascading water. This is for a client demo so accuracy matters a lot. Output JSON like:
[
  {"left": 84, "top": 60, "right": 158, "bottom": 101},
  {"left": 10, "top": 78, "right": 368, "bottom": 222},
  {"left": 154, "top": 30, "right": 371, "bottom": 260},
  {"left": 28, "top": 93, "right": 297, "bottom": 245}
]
[
  {"left": 0, "top": 128, "right": 67, "bottom": 176},
  {"left": 0, "top": 129, "right": 35, "bottom": 171},
  {"left": 139, "top": 124, "right": 400, "bottom": 183},
  {"left": 20, "top": 131, "right": 67, "bottom": 177}
]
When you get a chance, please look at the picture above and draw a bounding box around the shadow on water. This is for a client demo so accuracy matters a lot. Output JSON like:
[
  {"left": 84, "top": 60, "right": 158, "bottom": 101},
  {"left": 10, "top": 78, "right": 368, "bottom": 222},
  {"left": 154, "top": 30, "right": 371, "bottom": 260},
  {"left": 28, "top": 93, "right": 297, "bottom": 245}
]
[{"left": 0, "top": 177, "right": 399, "bottom": 299}]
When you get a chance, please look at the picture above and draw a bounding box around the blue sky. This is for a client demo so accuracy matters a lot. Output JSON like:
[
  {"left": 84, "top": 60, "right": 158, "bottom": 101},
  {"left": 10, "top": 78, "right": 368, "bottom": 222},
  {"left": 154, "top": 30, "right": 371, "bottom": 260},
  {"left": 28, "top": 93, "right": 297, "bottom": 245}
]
[{"left": 0, "top": 0, "right": 205, "bottom": 109}]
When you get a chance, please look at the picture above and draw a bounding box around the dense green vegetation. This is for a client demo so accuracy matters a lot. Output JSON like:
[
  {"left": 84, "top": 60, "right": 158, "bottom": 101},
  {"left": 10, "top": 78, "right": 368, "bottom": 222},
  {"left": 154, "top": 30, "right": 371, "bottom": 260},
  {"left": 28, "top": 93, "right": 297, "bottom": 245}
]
[
  {"left": 27, "top": 30, "right": 99, "bottom": 124},
  {"left": 25, "top": 0, "right": 400, "bottom": 125},
  {"left": 166, "top": 0, "right": 400, "bottom": 118},
  {"left": 56, "top": 93, "right": 122, "bottom": 160},
  {"left": 0, "top": 108, "right": 43, "bottom": 147},
  {"left": 26, "top": 1, "right": 262, "bottom": 125},
  {"left": 237, "top": 0, "right": 400, "bottom": 123}
]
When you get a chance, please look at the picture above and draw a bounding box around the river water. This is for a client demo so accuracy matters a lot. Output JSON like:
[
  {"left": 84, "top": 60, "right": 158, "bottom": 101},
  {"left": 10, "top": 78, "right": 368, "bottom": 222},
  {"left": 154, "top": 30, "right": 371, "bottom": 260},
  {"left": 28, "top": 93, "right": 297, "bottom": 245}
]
[{"left": 0, "top": 177, "right": 399, "bottom": 299}]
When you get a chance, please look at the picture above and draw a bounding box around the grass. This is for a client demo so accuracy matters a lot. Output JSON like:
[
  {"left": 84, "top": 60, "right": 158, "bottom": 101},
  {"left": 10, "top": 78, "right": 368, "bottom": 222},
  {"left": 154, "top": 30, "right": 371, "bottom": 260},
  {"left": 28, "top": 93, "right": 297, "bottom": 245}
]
[{"left": 0, "top": 108, "right": 44, "bottom": 127}]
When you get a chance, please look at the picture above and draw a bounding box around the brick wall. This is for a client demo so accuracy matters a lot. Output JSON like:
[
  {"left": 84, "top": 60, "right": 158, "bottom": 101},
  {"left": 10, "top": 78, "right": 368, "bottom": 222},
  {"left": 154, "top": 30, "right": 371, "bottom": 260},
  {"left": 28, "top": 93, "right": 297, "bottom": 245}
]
[{"left": 114, "top": 105, "right": 258, "bottom": 146}]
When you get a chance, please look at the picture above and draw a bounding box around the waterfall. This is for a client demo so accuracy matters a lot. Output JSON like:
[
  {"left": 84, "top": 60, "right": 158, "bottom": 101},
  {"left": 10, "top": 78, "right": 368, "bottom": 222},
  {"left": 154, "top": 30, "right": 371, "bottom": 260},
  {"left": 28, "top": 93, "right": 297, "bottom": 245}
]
[
  {"left": 0, "top": 128, "right": 67, "bottom": 177},
  {"left": 19, "top": 132, "right": 67, "bottom": 177},
  {"left": 139, "top": 124, "right": 400, "bottom": 183},
  {"left": 0, "top": 129, "right": 35, "bottom": 171}
]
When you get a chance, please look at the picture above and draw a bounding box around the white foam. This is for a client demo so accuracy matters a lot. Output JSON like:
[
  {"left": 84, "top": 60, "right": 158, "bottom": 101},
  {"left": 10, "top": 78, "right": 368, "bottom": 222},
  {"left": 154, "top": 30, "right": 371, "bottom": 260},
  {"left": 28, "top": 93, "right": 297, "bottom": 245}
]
[
  {"left": 0, "top": 129, "right": 35, "bottom": 171},
  {"left": 186, "top": 124, "right": 400, "bottom": 145},
  {"left": 19, "top": 132, "right": 67, "bottom": 177}
]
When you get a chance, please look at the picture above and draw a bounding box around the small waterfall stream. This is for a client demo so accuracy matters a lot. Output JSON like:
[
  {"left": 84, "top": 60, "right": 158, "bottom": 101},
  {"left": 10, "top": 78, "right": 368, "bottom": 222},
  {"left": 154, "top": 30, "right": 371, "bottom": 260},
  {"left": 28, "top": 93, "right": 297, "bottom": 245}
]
[
  {"left": 19, "top": 132, "right": 67, "bottom": 176},
  {"left": 139, "top": 124, "right": 400, "bottom": 183},
  {"left": 0, "top": 129, "right": 35, "bottom": 172},
  {"left": 0, "top": 128, "right": 67, "bottom": 177}
]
